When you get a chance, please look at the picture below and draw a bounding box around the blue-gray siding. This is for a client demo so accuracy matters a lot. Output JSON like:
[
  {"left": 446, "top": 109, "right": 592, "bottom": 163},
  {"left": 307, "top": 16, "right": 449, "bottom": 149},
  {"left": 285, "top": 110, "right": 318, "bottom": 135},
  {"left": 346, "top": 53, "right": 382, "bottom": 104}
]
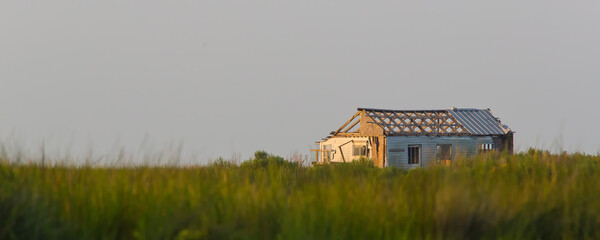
[{"left": 386, "top": 136, "right": 493, "bottom": 168}]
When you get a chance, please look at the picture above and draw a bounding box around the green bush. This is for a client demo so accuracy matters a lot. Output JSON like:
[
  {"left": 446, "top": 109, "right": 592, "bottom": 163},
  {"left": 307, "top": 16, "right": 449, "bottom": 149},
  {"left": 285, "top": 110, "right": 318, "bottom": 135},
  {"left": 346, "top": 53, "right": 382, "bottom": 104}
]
[{"left": 240, "top": 150, "right": 298, "bottom": 169}]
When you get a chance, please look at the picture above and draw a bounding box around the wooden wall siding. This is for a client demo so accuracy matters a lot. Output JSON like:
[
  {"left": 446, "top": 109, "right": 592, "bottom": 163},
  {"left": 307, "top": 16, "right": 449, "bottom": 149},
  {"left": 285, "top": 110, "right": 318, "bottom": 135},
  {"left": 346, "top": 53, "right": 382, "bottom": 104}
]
[
  {"left": 386, "top": 136, "right": 493, "bottom": 169},
  {"left": 319, "top": 137, "right": 371, "bottom": 163}
]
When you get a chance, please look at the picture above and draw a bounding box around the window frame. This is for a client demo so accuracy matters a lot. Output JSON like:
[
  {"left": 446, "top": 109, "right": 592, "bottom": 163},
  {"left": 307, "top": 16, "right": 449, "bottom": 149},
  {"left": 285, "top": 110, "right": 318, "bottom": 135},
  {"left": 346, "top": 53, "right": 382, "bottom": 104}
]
[
  {"left": 352, "top": 145, "right": 367, "bottom": 157},
  {"left": 408, "top": 145, "right": 421, "bottom": 165}
]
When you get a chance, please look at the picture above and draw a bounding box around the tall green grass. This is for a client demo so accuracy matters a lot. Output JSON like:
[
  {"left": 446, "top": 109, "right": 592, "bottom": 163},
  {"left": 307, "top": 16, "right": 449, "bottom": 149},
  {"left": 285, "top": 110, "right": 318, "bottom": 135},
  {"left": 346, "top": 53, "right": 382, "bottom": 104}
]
[{"left": 2, "top": 149, "right": 600, "bottom": 239}]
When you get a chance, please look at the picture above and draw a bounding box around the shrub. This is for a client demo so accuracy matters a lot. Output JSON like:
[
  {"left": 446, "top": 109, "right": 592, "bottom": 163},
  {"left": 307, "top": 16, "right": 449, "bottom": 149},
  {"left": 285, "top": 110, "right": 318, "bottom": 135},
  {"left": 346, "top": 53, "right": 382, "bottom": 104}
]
[{"left": 240, "top": 151, "right": 298, "bottom": 169}]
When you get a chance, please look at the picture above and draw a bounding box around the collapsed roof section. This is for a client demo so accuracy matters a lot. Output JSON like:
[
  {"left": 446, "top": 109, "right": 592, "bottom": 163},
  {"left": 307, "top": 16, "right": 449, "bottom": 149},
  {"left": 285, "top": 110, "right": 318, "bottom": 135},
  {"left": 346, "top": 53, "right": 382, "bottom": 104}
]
[{"left": 323, "top": 107, "right": 512, "bottom": 141}]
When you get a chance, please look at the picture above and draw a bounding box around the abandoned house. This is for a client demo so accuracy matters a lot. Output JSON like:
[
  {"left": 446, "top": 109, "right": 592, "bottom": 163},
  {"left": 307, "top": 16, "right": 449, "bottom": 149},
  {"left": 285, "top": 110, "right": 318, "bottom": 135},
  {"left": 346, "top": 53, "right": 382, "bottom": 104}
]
[{"left": 311, "top": 108, "right": 514, "bottom": 168}]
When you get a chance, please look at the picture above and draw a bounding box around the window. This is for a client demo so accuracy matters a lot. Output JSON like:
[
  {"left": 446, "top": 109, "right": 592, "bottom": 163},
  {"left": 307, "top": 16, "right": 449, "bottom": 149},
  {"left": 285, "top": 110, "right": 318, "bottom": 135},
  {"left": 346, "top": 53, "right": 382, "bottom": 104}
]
[
  {"left": 353, "top": 145, "right": 367, "bottom": 157},
  {"left": 408, "top": 145, "right": 421, "bottom": 165},
  {"left": 436, "top": 144, "right": 452, "bottom": 166},
  {"left": 480, "top": 143, "right": 495, "bottom": 153}
]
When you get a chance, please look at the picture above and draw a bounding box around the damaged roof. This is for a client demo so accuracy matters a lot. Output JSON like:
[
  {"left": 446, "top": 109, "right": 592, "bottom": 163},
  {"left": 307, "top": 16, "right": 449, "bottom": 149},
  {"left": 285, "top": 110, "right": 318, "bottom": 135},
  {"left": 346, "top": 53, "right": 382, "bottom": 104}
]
[{"left": 358, "top": 107, "right": 512, "bottom": 136}]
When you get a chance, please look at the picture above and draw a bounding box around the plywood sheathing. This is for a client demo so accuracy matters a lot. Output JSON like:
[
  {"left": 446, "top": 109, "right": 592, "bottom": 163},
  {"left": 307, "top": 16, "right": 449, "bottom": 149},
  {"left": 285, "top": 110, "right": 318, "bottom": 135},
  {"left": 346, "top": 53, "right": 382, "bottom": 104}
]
[
  {"left": 358, "top": 111, "right": 384, "bottom": 136},
  {"left": 358, "top": 111, "right": 386, "bottom": 167},
  {"left": 369, "top": 136, "right": 386, "bottom": 168}
]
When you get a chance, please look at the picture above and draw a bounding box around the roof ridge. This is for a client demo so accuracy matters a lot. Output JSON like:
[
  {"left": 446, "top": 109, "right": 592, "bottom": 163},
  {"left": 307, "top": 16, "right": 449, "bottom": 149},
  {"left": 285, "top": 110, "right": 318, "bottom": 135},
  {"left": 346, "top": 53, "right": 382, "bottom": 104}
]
[
  {"left": 358, "top": 107, "right": 449, "bottom": 112},
  {"left": 358, "top": 107, "right": 491, "bottom": 112}
]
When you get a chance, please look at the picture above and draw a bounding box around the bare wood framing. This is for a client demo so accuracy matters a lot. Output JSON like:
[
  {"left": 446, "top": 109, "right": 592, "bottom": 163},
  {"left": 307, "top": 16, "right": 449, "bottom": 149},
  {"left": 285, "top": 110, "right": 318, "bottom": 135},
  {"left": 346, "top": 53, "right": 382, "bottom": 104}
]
[
  {"left": 337, "top": 140, "right": 355, "bottom": 163},
  {"left": 362, "top": 109, "right": 470, "bottom": 136},
  {"left": 310, "top": 149, "right": 333, "bottom": 163},
  {"left": 338, "top": 146, "right": 345, "bottom": 162},
  {"left": 342, "top": 118, "right": 360, "bottom": 133},
  {"left": 333, "top": 112, "right": 361, "bottom": 136},
  {"left": 333, "top": 132, "right": 361, "bottom": 137}
]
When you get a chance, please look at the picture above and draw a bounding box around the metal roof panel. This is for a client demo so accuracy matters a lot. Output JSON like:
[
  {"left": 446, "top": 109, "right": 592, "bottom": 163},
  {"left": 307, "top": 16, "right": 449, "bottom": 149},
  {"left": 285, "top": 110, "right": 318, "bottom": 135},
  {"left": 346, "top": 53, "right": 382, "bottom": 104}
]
[{"left": 448, "top": 109, "right": 509, "bottom": 135}]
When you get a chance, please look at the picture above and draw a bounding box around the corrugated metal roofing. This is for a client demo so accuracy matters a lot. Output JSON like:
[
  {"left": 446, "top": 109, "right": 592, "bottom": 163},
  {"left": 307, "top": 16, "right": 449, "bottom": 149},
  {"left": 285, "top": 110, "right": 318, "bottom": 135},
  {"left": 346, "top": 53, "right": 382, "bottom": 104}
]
[{"left": 448, "top": 108, "right": 511, "bottom": 135}]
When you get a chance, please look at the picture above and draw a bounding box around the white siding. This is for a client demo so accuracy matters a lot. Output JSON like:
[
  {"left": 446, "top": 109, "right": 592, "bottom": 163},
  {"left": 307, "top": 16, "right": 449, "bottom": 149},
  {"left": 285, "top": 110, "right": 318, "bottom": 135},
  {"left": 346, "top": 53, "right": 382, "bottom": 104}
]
[{"left": 319, "top": 137, "right": 371, "bottom": 162}]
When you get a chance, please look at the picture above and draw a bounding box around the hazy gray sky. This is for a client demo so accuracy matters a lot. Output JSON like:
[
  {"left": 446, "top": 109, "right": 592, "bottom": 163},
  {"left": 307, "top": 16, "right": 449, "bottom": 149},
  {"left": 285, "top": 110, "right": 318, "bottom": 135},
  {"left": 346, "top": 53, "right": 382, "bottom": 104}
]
[{"left": 2, "top": 1, "right": 600, "bottom": 163}]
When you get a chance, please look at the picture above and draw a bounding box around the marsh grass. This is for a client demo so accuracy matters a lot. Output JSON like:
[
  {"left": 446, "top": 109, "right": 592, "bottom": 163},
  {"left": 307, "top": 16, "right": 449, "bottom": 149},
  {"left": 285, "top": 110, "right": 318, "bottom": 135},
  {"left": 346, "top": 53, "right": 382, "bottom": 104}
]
[{"left": 2, "top": 149, "right": 600, "bottom": 239}]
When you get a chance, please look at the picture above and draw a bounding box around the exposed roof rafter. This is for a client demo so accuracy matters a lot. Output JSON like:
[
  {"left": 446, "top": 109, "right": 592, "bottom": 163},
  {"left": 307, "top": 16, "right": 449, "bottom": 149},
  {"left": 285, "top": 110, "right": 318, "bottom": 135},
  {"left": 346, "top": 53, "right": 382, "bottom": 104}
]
[
  {"left": 322, "top": 107, "right": 513, "bottom": 142},
  {"left": 333, "top": 111, "right": 361, "bottom": 135},
  {"left": 360, "top": 107, "right": 512, "bottom": 136}
]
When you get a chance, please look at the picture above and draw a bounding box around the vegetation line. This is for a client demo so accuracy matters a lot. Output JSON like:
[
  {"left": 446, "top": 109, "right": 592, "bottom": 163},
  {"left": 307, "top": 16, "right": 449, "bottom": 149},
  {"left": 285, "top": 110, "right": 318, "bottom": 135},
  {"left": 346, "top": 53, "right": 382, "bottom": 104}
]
[{"left": 1, "top": 150, "right": 600, "bottom": 239}]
